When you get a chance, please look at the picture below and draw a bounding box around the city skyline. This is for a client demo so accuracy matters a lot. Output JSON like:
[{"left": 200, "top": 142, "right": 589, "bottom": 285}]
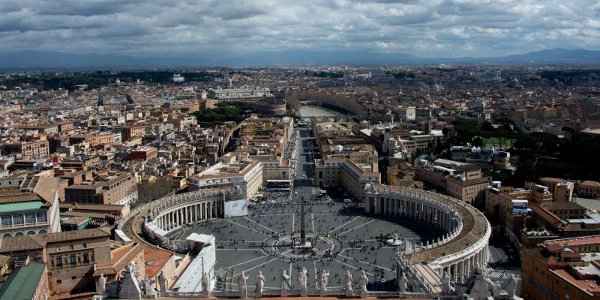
[{"left": 3, "top": 2, "right": 600, "bottom": 299}]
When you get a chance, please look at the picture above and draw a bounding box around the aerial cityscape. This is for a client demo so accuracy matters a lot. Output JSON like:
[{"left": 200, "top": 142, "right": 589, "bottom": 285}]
[{"left": 1, "top": 1, "right": 600, "bottom": 300}]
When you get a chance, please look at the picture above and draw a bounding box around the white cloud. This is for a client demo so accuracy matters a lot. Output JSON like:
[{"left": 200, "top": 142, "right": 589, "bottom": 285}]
[{"left": 0, "top": 0, "right": 597, "bottom": 58}]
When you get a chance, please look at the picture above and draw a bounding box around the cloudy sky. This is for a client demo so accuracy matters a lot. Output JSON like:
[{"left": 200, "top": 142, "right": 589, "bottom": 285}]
[{"left": 1, "top": 0, "right": 599, "bottom": 59}]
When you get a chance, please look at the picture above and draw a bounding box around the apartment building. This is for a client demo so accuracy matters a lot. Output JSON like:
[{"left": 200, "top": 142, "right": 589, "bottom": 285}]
[
  {"left": 315, "top": 122, "right": 379, "bottom": 174},
  {"left": 87, "top": 131, "right": 114, "bottom": 148},
  {"left": 522, "top": 235, "right": 600, "bottom": 300},
  {"left": 416, "top": 158, "right": 489, "bottom": 204},
  {"left": 541, "top": 177, "right": 600, "bottom": 199},
  {"left": 486, "top": 181, "right": 600, "bottom": 248},
  {"left": 64, "top": 173, "right": 138, "bottom": 206},
  {"left": 120, "top": 123, "right": 145, "bottom": 142},
  {"left": 20, "top": 140, "right": 50, "bottom": 160},
  {"left": 235, "top": 117, "right": 293, "bottom": 182},
  {"left": 315, "top": 158, "right": 380, "bottom": 199}
]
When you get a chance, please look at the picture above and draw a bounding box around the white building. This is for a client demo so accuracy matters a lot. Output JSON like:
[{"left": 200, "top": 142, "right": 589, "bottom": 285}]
[
  {"left": 193, "top": 159, "right": 262, "bottom": 218},
  {"left": 172, "top": 233, "right": 216, "bottom": 293},
  {"left": 210, "top": 86, "right": 273, "bottom": 101},
  {"left": 193, "top": 160, "right": 263, "bottom": 201},
  {"left": 172, "top": 74, "right": 185, "bottom": 83}
]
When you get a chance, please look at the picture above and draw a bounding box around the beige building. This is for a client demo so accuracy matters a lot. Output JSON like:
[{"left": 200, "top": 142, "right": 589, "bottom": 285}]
[
  {"left": 314, "top": 121, "right": 379, "bottom": 175},
  {"left": 64, "top": 173, "right": 138, "bottom": 206},
  {"left": 20, "top": 140, "right": 50, "bottom": 160},
  {"left": 193, "top": 159, "right": 263, "bottom": 200},
  {"left": 86, "top": 131, "right": 114, "bottom": 148},
  {"left": 417, "top": 159, "right": 489, "bottom": 204},
  {"left": 445, "top": 166, "right": 489, "bottom": 204},
  {"left": 540, "top": 177, "right": 600, "bottom": 199},
  {"left": 315, "top": 158, "right": 380, "bottom": 199},
  {"left": 0, "top": 228, "right": 112, "bottom": 298},
  {"left": 576, "top": 180, "right": 600, "bottom": 199},
  {"left": 522, "top": 235, "right": 600, "bottom": 300},
  {"left": 235, "top": 117, "right": 293, "bottom": 182}
]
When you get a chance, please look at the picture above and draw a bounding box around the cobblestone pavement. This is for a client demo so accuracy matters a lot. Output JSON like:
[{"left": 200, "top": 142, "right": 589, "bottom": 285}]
[{"left": 169, "top": 199, "right": 439, "bottom": 291}]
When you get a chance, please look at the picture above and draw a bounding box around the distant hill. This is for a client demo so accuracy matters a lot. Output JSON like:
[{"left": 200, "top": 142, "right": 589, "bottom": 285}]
[
  {"left": 475, "top": 49, "right": 600, "bottom": 65},
  {"left": 0, "top": 48, "right": 599, "bottom": 70}
]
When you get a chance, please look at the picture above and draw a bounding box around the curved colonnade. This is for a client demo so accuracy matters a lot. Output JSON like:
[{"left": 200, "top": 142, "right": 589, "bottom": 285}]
[
  {"left": 364, "top": 184, "right": 491, "bottom": 285},
  {"left": 140, "top": 190, "right": 227, "bottom": 236},
  {"left": 127, "top": 184, "right": 491, "bottom": 294}
]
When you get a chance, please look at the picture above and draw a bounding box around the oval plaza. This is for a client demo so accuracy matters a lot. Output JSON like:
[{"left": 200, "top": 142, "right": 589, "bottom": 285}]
[{"left": 127, "top": 118, "right": 491, "bottom": 298}]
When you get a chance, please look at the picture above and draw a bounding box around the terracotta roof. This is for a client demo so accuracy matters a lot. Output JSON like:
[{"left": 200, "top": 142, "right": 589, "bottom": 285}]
[
  {"left": 551, "top": 269, "right": 600, "bottom": 295},
  {"left": 33, "top": 175, "right": 62, "bottom": 203},
  {"left": 0, "top": 236, "right": 45, "bottom": 253},
  {"left": 0, "top": 192, "right": 42, "bottom": 204},
  {"left": 112, "top": 243, "right": 137, "bottom": 263},
  {"left": 95, "top": 243, "right": 144, "bottom": 276},
  {"left": 43, "top": 227, "right": 111, "bottom": 243},
  {"left": 543, "top": 235, "right": 600, "bottom": 253},
  {"left": 144, "top": 246, "right": 174, "bottom": 278}
]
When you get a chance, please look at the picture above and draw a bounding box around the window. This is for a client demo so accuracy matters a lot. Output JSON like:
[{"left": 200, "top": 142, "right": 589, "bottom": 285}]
[
  {"left": 37, "top": 212, "right": 47, "bottom": 223},
  {"left": 69, "top": 254, "right": 77, "bottom": 266},
  {"left": 1, "top": 216, "right": 10, "bottom": 226},
  {"left": 55, "top": 256, "right": 63, "bottom": 268},
  {"left": 13, "top": 215, "right": 24, "bottom": 225},
  {"left": 25, "top": 213, "right": 36, "bottom": 224}
]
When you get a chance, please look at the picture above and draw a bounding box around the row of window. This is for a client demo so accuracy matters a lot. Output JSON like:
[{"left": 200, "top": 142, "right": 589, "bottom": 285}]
[
  {"left": 49, "top": 251, "right": 94, "bottom": 269},
  {"left": 0, "top": 211, "right": 47, "bottom": 227}
]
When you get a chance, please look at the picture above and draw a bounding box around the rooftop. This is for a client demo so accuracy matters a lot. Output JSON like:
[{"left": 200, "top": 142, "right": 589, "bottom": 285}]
[
  {"left": 543, "top": 235, "right": 600, "bottom": 253},
  {"left": 0, "top": 228, "right": 111, "bottom": 253},
  {"left": 0, "top": 262, "right": 45, "bottom": 300},
  {"left": 0, "top": 200, "right": 45, "bottom": 214},
  {"left": 144, "top": 246, "right": 174, "bottom": 279}
]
